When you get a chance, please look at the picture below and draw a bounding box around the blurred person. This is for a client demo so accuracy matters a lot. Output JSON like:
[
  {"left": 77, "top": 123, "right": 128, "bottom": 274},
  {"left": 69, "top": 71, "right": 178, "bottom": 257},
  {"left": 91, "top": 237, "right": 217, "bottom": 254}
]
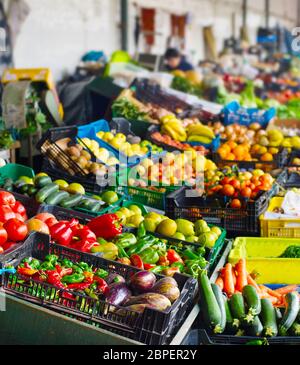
[{"left": 164, "top": 48, "right": 194, "bottom": 72}]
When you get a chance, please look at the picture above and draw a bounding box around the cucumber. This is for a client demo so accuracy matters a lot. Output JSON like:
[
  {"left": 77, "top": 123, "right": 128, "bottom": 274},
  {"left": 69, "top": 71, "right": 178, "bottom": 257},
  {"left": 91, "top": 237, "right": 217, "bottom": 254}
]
[
  {"left": 245, "top": 316, "right": 263, "bottom": 337},
  {"left": 14, "top": 179, "right": 26, "bottom": 189},
  {"left": 243, "top": 285, "right": 261, "bottom": 323},
  {"left": 211, "top": 283, "right": 226, "bottom": 334},
  {"left": 89, "top": 201, "right": 103, "bottom": 213},
  {"left": 78, "top": 198, "right": 93, "bottom": 210},
  {"left": 279, "top": 292, "right": 300, "bottom": 336},
  {"left": 60, "top": 194, "right": 83, "bottom": 209},
  {"left": 27, "top": 185, "right": 39, "bottom": 196},
  {"left": 199, "top": 272, "right": 222, "bottom": 332},
  {"left": 229, "top": 293, "right": 246, "bottom": 328},
  {"left": 224, "top": 296, "right": 238, "bottom": 334},
  {"left": 260, "top": 298, "right": 278, "bottom": 337},
  {"left": 34, "top": 175, "right": 52, "bottom": 188},
  {"left": 46, "top": 191, "right": 70, "bottom": 205},
  {"left": 289, "top": 321, "right": 300, "bottom": 336},
  {"left": 35, "top": 183, "right": 59, "bottom": 203},
  {"left": 20, "top": 184, "right": 32, "bottom": 194}
]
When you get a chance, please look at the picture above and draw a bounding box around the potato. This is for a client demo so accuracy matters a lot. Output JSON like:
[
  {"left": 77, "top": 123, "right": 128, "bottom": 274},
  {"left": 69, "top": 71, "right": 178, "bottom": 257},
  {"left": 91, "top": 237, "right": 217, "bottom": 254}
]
[
  {"left": 81, "top": 150, "right": 92, "bottom": 161},
  {"left": 68, "top": 146, "right": 81, "bottom": 158}
]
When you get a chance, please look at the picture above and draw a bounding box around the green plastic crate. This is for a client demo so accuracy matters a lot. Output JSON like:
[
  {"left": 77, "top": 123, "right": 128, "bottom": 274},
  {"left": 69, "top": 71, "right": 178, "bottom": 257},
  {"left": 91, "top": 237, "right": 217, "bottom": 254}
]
[{"left": 0, "top": 163, "right": 35, "bottom": 184}]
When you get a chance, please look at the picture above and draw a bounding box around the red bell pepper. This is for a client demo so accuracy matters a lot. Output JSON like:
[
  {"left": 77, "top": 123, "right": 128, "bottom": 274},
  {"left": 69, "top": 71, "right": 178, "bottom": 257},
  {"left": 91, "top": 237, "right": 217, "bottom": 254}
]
[
  {"left": 144, "top": 263, "right": 156, "bottom": 270},
  {"left": 67, "top": 282, "right": 91, "bottom": 290},
  {"left": 46, "top": 270, "right": 66, "bottom": 289},
  {"left": 50, "top": 222, "right": 74, "bottom": 247},
  {"left": 71, "top": 226, "right": 98, "bottom": 252},
  {"left": 166, "top": 249, "right": 183, "bottom": 264},
  {"left": 55, "top": 265, "right": 73, "bottom": 277},
  {"left": 93, "top": 276, "right": 109, "bottom": 295},
  {"left": 87, "top": 214, "right": 122, "bottom": 240}
]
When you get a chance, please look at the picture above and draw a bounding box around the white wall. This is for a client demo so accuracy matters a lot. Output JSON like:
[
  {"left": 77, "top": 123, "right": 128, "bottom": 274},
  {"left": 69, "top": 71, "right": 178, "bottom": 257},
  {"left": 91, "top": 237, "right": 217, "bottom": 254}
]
[{"left": 10, "top": 0, "right": 299, "bottom": 80}]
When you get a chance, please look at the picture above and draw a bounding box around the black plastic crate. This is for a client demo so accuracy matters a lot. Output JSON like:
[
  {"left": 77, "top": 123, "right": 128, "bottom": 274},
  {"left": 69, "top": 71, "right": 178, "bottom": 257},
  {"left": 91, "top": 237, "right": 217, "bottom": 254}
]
[
  {"left": 276, "top": 168, "right": 300, "bottom": 189},
  {"left": 212, "top": 148, "right": 289, "bottom": 172},
  {"left": 166, "top": 186, "right": 272, "bottom": 236},
  {"left": 42, "top": 159, "right": 126, "bottom": 195},
  {"left": 288, "top": 149, "right": 300, "bottom": 167},
  {"left": 37, "top": 204, "right": 93, "bottom": 225},
  {"left": 182, "top": 329, "right": 300, "bottom": 345},
  {"left": 2, "top": 232, "right": 196, "bottom": 345}
]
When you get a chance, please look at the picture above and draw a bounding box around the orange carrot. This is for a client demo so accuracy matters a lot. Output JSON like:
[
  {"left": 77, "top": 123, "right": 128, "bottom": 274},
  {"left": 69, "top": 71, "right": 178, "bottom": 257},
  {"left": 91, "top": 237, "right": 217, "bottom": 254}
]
[
  {"left": 235, "top": 258, "right": 248, "bottom": 292},
  {"left": 215, "top": 276, "right": 224, "bottom": 290},
  {"left": 259, "top": 292, "right": 279, "bottom": 304},
  {"left": 274, "top": 285, "right": 299, "bottom": 295},
  {"left": 247, "top": 273, "right": 261, "bottom": 292},
  {"left": 232, "top": 268, "right": 237, "bottom": 286},
  {"left": 223, "top": 263, "right": 235, "bottom": 296},
  {"left": 260, "top": 285, "right": 282, "bottom": 300}
]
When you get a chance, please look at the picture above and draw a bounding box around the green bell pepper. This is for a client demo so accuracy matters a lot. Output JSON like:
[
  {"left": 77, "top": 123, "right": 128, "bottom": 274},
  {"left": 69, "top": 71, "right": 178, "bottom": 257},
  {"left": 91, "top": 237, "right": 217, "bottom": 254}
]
[
  {"left": 61, "top": 273, "right": 85, "bottom": 284},
  {"left": 39, "top": 261, "right": 55, "bottom": 271},
  {"left": 137, "top": 222, "right": 146, "bottom": 238},
  {"left": 44, "top": 255, "right": 58, "bottom": 265},
  {"left": 77, "top": 262, "right": 93, "bottom": 272},
  {"left": 60, "top": 258, "right": 74, "bottom": 268},
  {"left": 116, "top": 244, "right": 129, "bottom": 258},
  {"left": 29, "top": 259, "right": 41, "bottom": 270},
  {"left": 114, "top": 233, "right": 137, "bottom": 248},
  {"left": 94, "top": 268, "right": 108, "bottom": 279},
  {"left": 139, "top": 248, "right": 160, "bottom": 264},
  {"left": 149, "top": 265, "right": 165, "bottom": 274},
  {"left": 126, "top": 235, "right": 158, "bottom": 256},
  {"left": 171, "top": 261, "right": 184, "bottom": 272}
]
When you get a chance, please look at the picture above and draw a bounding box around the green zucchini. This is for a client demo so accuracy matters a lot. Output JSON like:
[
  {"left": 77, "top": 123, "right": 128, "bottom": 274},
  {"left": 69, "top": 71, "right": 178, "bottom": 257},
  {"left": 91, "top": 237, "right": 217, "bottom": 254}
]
[
  {"left": 60, "top": 194, "right": 83, "bottom": 209},
  {"left": 27, "top": 185, "right": 39, "bottom": 196},
  {"left": 199, "top": 272, "right": 222, "bottom": 332},
  {"left": 245, "top": 316, "right": 263, "bottom": 337},
  {"left": 279, "top": 292, "right": 299, "bottom": 336},
  {"left": 243, "top": 285, "right": 261, "bottom": 323},
  {"left": 224, "top": 296, "right": 238, "bottom": 334},
  {"left": 14, "top": 179, "right": 26, "bottom": 189},
  {"left": 229, "top": 293, "right": 246, "bottom": 328},
  {"left": 46, "top": 191, "right": 70, "bottom": 205},
  {"left": 260, "top": 298, "right": 278, "bottom": 337},
  {"left": 34, "top": 175, "right": 52, "bottom": 188},
  {"left": 20, "top": 184, "right": 32, "bottom": 194},
  {"left": 35, "top": 183, "right": 59, "bottom": 203},
  {"left": 211, "top": 283, "right": 226, "bottom": 334},
  {"left": 289, "top": 321, "right": 300, "bottom": 336}
]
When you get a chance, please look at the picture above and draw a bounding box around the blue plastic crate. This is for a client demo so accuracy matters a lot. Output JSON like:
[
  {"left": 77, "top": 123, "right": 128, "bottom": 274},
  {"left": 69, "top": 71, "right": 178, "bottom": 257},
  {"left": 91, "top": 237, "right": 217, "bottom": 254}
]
[
  {"left": 78, "top": 120, "right": 149, "bottom": 167},
  {"left": 223, "top": 101, "right": 276, "bottom": 128},
  {"left": 187, "top": 134, "right": 221, "bottom": 152}
]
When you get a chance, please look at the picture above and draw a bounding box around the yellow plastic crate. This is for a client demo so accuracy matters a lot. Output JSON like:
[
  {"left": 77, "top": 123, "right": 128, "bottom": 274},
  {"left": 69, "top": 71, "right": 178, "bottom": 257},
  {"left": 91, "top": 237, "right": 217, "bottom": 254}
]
[
  {"left": 260, "top": 197, "right": 300, "bottom": 238},
  {"left": 229, "top": 237, "right": 300, "bottom": 284}
]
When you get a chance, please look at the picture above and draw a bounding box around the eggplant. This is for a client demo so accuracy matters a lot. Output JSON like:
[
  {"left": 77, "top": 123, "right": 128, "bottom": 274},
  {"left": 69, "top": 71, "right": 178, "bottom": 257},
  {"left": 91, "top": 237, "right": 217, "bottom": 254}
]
[
  {"left": 125, "top": 293, "right": 171, "bottom": 311},
  {"left": 152, "top": 278, "right": 180, "bottom": 303},
  {"left": 129, "top": 271, "right": 156, "bottom": 293},
  {"left": 106, "top": 273, "right": 125, "bottom": 285},
  {"left": 105, "top": 283, "right": 131, "bottom": 306}
]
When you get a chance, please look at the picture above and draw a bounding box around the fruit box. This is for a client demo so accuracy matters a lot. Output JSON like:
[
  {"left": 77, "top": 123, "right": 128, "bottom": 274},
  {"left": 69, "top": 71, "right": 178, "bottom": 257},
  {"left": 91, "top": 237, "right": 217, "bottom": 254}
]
[
  {"left": 228, "top": 236, "right": 300, "bottom": 284},
  {"left": 260, "top": 196, "right": 300, "bottom": 238}
]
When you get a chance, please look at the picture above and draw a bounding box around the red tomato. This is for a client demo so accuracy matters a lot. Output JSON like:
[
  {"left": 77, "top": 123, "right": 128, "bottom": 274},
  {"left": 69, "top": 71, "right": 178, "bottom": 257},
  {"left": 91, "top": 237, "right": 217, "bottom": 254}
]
[
  {"left": 34, "top": 213, "right": 56, "bottom": 223},
  {"left": 241, "top": 187, "right": 252, "bottom": 198},
  {"left": 11, "top": 201, "right": 27, "bottom": 219},
  {"left": 0, "top": 223, "right": 7, "bottom": 245},
  {"left": 222, "top": 184, "right": 235, "bottom": 197},
  {"left": 230, "top": 179, "right": 241, "bottom": 190},
  {"left": 45, "top": 217, "right": 59, "bottom": 227},
  {"left": 14, "top": 213, "right": 25, "bottom": 222},
  {"left": 0, "top": 191, "right": 16, "bottom": 206},
  {"left": 230, "top": 199, "right": 242, "bottom": 209},
  {"left": 4, "top": 218, "right": 28, "bottom": 242},
  {"left": 0, "top": 205, "right": 16, "bottom": 223},
  {"left": 0, "top": 246, "right": 4, "bottom": 254}
]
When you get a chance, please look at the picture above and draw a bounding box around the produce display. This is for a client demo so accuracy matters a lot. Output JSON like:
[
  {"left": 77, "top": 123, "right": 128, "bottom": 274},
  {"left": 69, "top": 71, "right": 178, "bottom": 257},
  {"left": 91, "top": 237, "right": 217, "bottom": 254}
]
[
  {"left": 0, "top": 173, "right": 120, "bottom": 215},
  {"left": 11, "top": 254, "right": 181, "bottom": 312}
]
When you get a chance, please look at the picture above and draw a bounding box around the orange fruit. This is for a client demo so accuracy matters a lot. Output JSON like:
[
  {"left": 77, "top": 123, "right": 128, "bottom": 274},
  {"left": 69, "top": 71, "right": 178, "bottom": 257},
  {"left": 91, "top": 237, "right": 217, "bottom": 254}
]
[
  {"left": 260, "top": 152, "right": 273, "bottom": 162},
  {"left": 226, "top": 153, "right": 236, "bottom": 161},
  {"left": 227, "top": 141, "right": 237, "bottom": 150},
  {"left": 244, "top": 153, "right": 252, "bottom": 161},
  {"left": 268, "top": 147, "right": 279, "bottom": 155},
  {"left": 233, "top": 145, "right": 246, "bottom": 160},
  {"left": 218, "top": 147, "right": 228, "bottom": 159},
  {"left": 251, "top": 144, "right": 261, "bottom": 154},
  {"left": 221, "top": 144, "right": 231, "bottom": 154}
]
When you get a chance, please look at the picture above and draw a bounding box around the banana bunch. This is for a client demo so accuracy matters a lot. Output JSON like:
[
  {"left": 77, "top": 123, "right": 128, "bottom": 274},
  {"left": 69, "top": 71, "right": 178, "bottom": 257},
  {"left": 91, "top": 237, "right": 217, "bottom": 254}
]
[
  {"left": 161, "top": 115, "right": 187, "bottom": 142},
  {"left": 186, "top": 123, "right": 215, "bottom": 144}
]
